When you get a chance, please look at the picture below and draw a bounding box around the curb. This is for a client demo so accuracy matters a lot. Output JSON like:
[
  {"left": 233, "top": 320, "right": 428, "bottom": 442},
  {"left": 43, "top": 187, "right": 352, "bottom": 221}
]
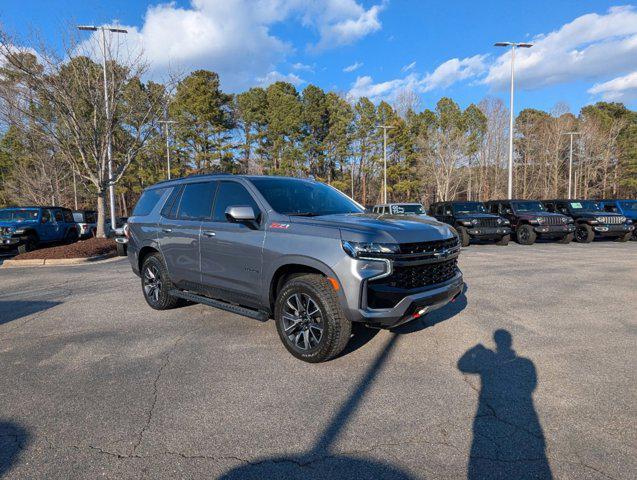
[{"left": 1, "top": 252, "right": 118, "bottom": 268}]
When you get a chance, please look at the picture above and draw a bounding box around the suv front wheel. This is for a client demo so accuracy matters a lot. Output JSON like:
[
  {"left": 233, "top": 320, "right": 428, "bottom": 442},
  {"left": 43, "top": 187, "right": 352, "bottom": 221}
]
[
  {"left": 575, "top": 224, "right": 594, "bottom": 243},
  {"left": 274, "top": 274, "right": 351, "bottom": 363},
  {"left": 141, "top": 253, "right": 182, "bottom": 310},
  {"left": 516, "top": 225, "right": 536, "bottom": 245}
]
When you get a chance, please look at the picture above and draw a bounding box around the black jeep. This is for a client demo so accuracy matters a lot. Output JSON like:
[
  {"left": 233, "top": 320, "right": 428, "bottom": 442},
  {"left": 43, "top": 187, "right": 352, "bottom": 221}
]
[
  {"left": 543, "top": 199, "right": 634, "bottom": 243},
  {"left": 484, "top": 200, "right": 575, "bottom": 245},
  {"left": 429, "top": 201, "right": 511, "bottom": 247}
]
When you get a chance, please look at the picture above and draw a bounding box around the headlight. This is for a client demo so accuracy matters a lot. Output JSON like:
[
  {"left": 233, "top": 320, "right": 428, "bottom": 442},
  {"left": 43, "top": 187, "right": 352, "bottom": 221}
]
[
  {"left": 595, "top": 217, "right": 606, "bottom": 223},
  {"left": 459, "top": 220, "right": 474, "bottom": 226},
  {"left": 342, "top": 241, "right": 399, "bottom": 258},
  {"left": 502, "top": 219, "right": 510, "bottom": 225},
  {"left": 529, "top": 217, "right": 544, "bottom": 224},
  {"left": 619, "top": 216, "right": 626, "bottom": 223}
]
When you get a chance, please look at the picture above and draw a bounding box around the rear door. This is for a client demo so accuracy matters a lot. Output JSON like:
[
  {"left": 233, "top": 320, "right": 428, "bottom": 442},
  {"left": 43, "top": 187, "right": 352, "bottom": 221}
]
[
  {"left": 199, "top": 180, "right": 265, "bottom": 307},
  {"left": 158, "top": 182, "right": 216, "bottom": 289}
]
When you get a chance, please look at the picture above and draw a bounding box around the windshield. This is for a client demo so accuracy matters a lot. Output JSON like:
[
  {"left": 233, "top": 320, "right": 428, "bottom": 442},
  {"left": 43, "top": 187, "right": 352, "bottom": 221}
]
[
  {"left": 568, "top": 201, "right": 601, "bottom": 211},
  {"left": 512, "top": 201, "right": 546, "bottom": 213},
  {"left": 452, "top": 202, "right": 487, "bottom": 214},
  {"left": 0, "top": 209, "right": 39, "bottom": 222},
  {"left": 250, "top": 177, "right": 363, "bottom": 216},
  {"left": 390, "top": 204, "right": 424, "bottom": 215},
  {"left": 619, "top": 201, "right": 637, "bottom": 211}
]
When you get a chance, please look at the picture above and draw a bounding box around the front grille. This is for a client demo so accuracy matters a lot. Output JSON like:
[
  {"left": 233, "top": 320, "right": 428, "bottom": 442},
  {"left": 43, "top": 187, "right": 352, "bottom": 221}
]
[
  {"left": 375, "top": 258, "right": 458, "bottom": 290},
  {"left": 476, "top": 217, "right": 500, "bottom": 227},
  {"left": 540, "top": 216, "right": 565, "bottom": 226},
  {"left": 596, "top": 215, "right": 624, "bottom": 224},
  {"left": 398, "top": 237, "right": 459, "bottom": 255},
  {"left": 0, "top": 227, "right": 8, "bottom": 235}
]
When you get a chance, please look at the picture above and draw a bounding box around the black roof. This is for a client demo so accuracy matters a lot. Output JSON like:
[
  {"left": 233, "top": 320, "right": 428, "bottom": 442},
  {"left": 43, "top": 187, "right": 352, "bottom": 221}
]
[
  {"left": 2, "top": 205, "right": 72, "bottom": 210},
  {"left": 150, "top": 173, "right": 320, "bottom": 188},
  {"left": 431, "top": 200, "right": 486, "bottom": 205}
]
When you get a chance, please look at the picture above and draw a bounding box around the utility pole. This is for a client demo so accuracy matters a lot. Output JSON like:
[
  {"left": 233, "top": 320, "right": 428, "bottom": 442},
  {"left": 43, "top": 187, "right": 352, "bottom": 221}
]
[
  {"left": 562, "top": 132, "right": 580, "bottom": 198},
  {"left": 72, "top": 169, "right": 78, "bottom": 210},
  {"left": 494, "top": 41, "right": 533, "bottom": 199},
  {"left": 78, "top": 25, "right": 128, "bottom": 231},
  {"left": 377, "top": 125, "right": 395, "bottom": 204},
  {"left": 158, "top": 120, "right": 177, "bottom": 180}
]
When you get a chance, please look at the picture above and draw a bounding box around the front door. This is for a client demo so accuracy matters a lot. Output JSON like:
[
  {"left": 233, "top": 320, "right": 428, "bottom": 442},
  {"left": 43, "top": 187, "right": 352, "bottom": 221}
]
[
  {"left": 38, "top": 209, "right": 57, "bottom": 242},
  {"left": 200, "top": 180, "right": 265, "bottom": 308}
]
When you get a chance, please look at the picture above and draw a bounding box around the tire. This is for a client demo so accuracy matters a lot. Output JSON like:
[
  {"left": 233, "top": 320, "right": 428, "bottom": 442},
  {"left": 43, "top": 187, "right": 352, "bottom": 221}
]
[
  {"left": 516, "top": 225, "right": 536, "bottom": 245},
  {"left": 575, "top": 224, "right": 594, "bottom": 243},
  {"left": 17, "top": 234, "right": 38, "bottom": 254},
  {"left": 274, "top": 274, "right": 351, "bottom": 363},
  {"left": 557, "top": 233, "right": 574, "bottom": 244},
  {"left": 615, "top": 232, "right": 632, "bottom": 242},
  {"left": 140, "top": 253, "right": 182, "bottom": 310},
  {"left": 65, "top": 228, "right": 79, "bottom": 244},
  {"left": 116, "top": 242, "right": 127, "bottom": 256},
  {"left": 456, "top": 226, "right": 471, "bottom": 247},
  {"left": 495, "top": 234, "right": 510, "bottom": 246}
]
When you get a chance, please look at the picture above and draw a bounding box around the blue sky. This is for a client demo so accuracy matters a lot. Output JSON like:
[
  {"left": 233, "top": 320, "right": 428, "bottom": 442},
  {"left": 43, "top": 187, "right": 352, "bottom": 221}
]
[{"left": 2, "top": 1, "right": 637, "bottom": 113}]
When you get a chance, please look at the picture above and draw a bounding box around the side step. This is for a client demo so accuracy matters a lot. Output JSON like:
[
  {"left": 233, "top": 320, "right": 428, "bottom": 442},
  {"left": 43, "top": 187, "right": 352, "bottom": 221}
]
[{"left": 169, "top": 289, "right": 269, "bottom": 322}]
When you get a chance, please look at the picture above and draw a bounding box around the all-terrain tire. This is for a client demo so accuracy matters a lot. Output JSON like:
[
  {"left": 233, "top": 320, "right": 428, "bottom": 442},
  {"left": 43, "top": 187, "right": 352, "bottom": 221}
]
[
  {"left": 116, "top": 242, "right": 128, "bottom": 256},
  {"left": 65, "top": 228, "right": 79, "bottom": 244},
  {"left": 17, "top": 234, "right": 38, "bottom": 254},
  {"left": 575, "top": 224, "right": 594, "bottom": 243},
  {"left": 141, "top": 253, "right": 182, "bottom": 310},
  {"left": 615, "top": 232, "right": 632, "bottom": 242},
  {"left": 516, "top": 225, "right": 537, "bottom": 245},
  {"left": 456, "top": 226, "right": 471, "bottom": 247},
  {"left": 495, "top": 234, "right": 510, "bottom": 246},
  {"left": 557, "top": 233, "right": 574, "bottom": 244},
  {"left": 274, "top": 274, "right": 351, "bottom": 363}
]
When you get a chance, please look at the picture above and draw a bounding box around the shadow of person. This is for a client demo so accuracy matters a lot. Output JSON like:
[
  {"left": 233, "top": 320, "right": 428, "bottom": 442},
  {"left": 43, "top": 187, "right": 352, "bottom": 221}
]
[
  {"left": 219, "top": 334, "right": 415, "bottom": 479},
  {"left": 0, "top": 420, "right": 29, "bottom": 477},
  {"left": 457, "top": 330, "right": 552, "bottom": 480}
]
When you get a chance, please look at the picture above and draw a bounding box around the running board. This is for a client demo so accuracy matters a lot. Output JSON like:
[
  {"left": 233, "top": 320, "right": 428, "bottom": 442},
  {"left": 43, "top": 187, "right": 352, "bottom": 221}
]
[{"left": 169, "top": 289, "right": 269, "bottom": 322}]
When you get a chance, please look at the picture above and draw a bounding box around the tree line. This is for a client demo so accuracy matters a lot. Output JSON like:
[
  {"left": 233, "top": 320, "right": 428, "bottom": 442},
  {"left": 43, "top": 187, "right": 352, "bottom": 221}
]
[{"left": 1, "top": 32, "right": 635, "bottom": 236}]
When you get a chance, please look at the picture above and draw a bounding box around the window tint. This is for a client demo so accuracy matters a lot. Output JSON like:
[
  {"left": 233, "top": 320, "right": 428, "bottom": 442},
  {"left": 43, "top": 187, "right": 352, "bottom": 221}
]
[
  {"left": 41, "top": 209, "right": 51, "bottom": 223},
  {"left": 161, "top": 186, "right": 183, "bottom": 219},
  {"left": 213, "top": 181, "right": 260, "bottom": 222},
  {"left": 133, "top": 187, "right": 168, "bottom": 216},
  {"left": 63, "top": 210, "right": 73, "bottom": 223},
  {"left": 177, "top": 182, "right": 217, "bottom": 220},
  {"left": 54, "top": 210, "right": 64, "bottom": 222}
]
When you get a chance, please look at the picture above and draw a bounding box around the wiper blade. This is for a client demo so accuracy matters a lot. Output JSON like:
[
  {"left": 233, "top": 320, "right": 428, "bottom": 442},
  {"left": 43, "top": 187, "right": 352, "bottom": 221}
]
[{"left": 287, "top": 212, "right": 321, "bottom": 217}]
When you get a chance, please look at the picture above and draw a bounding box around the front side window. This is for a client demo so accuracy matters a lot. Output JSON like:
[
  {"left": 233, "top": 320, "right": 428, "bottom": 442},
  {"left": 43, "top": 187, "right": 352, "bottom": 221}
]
[
  {"left": 250, "top": 177, "right": 362, "bottom": 216},
  {"left": 452, "top": 202, "right": 486, "bottom": 214},
  {"left": 177, "top": 182, "right": 217, "bottom": 220},
  {"left": 133, "top": 187, "right": 169, "bottom": 216},
  {"left": 54, "top": 210, "right": 64, "bottom": 222},
  {"left": 213, "top": 182, "right": 260, "bottom": 222},
  {"left": 41, "top": 209, "right": 51, "bottom": 223},
  {"left": 512, "top": 201, "right": 546, "bottom": 213}
]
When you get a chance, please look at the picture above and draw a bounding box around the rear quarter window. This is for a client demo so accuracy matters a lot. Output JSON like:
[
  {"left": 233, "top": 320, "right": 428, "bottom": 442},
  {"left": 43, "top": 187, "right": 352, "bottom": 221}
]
[{"left": 133, "top": 187, "right": 169, "bottom": 216}]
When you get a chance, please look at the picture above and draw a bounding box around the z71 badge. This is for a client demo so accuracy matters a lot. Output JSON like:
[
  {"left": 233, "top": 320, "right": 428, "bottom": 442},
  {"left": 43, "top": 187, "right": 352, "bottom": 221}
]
[{"left": 270, "top": 223, "right": 290, "bottom": 229}]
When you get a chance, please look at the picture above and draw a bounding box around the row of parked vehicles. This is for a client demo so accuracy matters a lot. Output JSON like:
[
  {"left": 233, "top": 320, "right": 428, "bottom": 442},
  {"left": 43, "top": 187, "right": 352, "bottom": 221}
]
[
  {"left": 0, "top": 206, "right": 127, "bottom": 253},
  {"left": 372, "top": 199, "right": 636, "bottom": 246}
]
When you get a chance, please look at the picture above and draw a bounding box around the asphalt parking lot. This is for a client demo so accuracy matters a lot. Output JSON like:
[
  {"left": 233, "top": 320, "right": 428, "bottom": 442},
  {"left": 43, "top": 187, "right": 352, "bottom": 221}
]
[{"left": 1, "top": 242, "right": 635, "bottom": 479}]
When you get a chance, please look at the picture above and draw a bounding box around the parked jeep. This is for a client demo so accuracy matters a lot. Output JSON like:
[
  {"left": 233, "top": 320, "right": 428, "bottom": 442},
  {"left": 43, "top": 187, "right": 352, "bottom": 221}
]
[
  {"left": 127, "top": 175, "right": 463, "bottom": 362},
  {"left": 484, "top": 200, "right": 575, "bottom": 245},
  {"left": 429, "top": 201, "right": 511, "bottom": 247},
  {"left": 543, "top": 199, "right": 634, "bottom": 243},
  {"left": 0, "top": 206, "right": 79, "bottom": 253},
  {"left": 72, "top": 210, "right": 97, "bottom": 238},
  {"left": 371, "top": 203, "right": 427, "bottom": 216},
  {"left": 598, "top": 199, "right": 637, "bottom": 240}
]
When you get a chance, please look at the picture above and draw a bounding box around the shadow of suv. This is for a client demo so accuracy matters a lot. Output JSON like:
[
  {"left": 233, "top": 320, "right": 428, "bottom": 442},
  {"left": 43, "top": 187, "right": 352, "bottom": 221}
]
[
  {"left": 126, "top": 175, "right": 464, "bottom": 362},
  {"left": 429, "top": 201, "right": 511, "bottom": 247},
  {"left": 484, "top": 199, "right": 575, "bottom": 245}
]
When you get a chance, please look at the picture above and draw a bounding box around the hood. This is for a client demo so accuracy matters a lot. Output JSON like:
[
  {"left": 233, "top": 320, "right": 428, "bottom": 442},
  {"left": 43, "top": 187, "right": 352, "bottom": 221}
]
[
  {"left": 0, "top": 219, "right": 38, "bottom": 228},
  {"left": 289, "top": 213, "right": 456, "bottom": 244},
  {"left": 455, "top": 213, "right": 501, "bottom": 220},
  {"left": 516, "top": 211, "right": 567, "bottom": 219},
  {"left": 573, "top": 210, "right": 621, "bottom": 218}
]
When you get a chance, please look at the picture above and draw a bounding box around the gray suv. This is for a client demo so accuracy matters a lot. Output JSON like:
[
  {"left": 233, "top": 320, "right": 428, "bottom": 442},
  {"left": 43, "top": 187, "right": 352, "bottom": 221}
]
[{"left": 126, "top": 175, "right": 464, "bottom": 362}]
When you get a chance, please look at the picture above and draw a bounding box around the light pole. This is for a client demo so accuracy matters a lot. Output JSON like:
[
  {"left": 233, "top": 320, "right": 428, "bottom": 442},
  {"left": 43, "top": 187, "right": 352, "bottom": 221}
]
[
  {"left": 562, "top": 132, "right": 580, "bottom": 198},
  {"left": 377, "top": 125, "right": 395, "bottom": 204},
  {"left": 494, "top": 41, "right": 533, "bottom": 199},
  {"left": 158, "top": 120, "right": 177, "bottom": 180},
  {"left": 78, "top": 25, "right": 128, "bottom": 231},
  {"left": 72, "top": 169, "right": 78, "bottom": 210}
]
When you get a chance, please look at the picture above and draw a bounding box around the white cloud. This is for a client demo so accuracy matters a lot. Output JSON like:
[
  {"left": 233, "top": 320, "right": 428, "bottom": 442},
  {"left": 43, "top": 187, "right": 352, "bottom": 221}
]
[
  {"left": 77, "top": 0, "right": 383, "bottom": 91},
  {"left": 401, "top": 61, "right": 416, "bottom": 72},
  {"left": 343, "top": 61, "right": 363, "bottom": 73},
  {"left": 483, "top": 6, "right": 637, "bottom": 90},
  {"left": 421, "top": 55, "right": 487, "bottom": 91},
  {"left": 292, "top": 62, "right": 314, "bottom": 73},
  {"left": 589, "top": 72, "right": 637, "bottom": 101},
  {"left": 257, "top": 70, "right": 305, "bottom": 87}
]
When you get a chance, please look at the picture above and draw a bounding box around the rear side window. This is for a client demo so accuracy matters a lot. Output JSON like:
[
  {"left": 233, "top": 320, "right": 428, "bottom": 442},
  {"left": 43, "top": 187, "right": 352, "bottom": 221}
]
[
  {"left": 63, "top": 210, "right": 73, "bottom": 223},
  {"left": 161, "top": 186, "right": 183, "bottom": 219},
  {"left": 133, "top": 187, "right": 168, "bottom": 216},
  {"left": 177, "top": 182, "right": 217, "bottom": 220},
  {"left": 212, "top": 181, "right": 260, "bottom": 222}
]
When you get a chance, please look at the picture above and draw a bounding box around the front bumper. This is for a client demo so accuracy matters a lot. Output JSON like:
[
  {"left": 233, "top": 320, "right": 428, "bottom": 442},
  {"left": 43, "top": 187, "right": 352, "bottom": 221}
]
[
  {"left": 466, "top": 226, "right": 511, "bottom": 238},
  {"left": 1, "top": 236, "right": 20, "bottom": 247},
  {"left": 533, "top": 224, "right": 575, "bottom": 237},
  {"left": 593, "top": 224, "right": 634, "bottom": 236}
]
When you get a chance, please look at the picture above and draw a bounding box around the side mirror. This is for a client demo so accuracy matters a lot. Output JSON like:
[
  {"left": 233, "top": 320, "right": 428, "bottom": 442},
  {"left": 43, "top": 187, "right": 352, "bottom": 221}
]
[{"left": 225, "top": 205, "right": 256, "bottom": 222}]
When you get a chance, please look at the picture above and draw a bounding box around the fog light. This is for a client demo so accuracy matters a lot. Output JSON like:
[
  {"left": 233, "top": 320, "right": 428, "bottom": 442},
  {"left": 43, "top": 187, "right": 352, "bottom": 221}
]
[{"left": 411, "top": 307, "right": 428, "bottom": 320}]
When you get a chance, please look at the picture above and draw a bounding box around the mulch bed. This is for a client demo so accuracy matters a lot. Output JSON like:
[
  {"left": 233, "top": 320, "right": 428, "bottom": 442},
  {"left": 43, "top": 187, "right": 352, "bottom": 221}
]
[{"left": 14, "top": 238, "right": 117, "bottom": 260}]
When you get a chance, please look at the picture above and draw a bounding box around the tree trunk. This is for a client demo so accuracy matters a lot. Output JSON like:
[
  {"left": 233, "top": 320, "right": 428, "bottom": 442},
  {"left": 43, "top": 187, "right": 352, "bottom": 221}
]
[{"left": 96, "top": 189, "right": 107, "bottom": 238}]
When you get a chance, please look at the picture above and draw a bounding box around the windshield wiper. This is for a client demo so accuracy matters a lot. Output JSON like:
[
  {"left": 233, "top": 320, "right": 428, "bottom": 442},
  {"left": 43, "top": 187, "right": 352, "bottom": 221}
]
[{"left": 287, "top": 212, "right": 321, "bottom": 217}]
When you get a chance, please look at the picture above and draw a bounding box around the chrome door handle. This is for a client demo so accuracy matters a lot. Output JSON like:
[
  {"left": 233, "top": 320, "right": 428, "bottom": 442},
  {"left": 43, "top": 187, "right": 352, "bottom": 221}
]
[
  {"left": 162, "top": 228, "right": 172, "bottom": 233},
  {"left": 203, "top": 230, "right": 216, "bottom": 237}
]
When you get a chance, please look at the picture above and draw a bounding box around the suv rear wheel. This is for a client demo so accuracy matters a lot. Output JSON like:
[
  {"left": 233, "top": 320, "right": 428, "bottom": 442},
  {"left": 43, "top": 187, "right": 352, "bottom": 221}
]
[
  {"left": 575, "top": 224, "right": 594, "bottom": 243},
  {"left": 141, "top": 253, "right": 182, "bottom": 310},
  {"left": 274, "top": 274, "right": 351, "bottom": 363},
  {"left": 516, "top": 225, "right": 536, "bottom": 245},
  {"left": 615, "top": 232, "right": 632, "bottom": 242},
  {"left": 557, "top": 233, "right": 574, "bottom": 244},
  {"left": 495, "top": 234, "right": 510, "bottom": 246}
]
